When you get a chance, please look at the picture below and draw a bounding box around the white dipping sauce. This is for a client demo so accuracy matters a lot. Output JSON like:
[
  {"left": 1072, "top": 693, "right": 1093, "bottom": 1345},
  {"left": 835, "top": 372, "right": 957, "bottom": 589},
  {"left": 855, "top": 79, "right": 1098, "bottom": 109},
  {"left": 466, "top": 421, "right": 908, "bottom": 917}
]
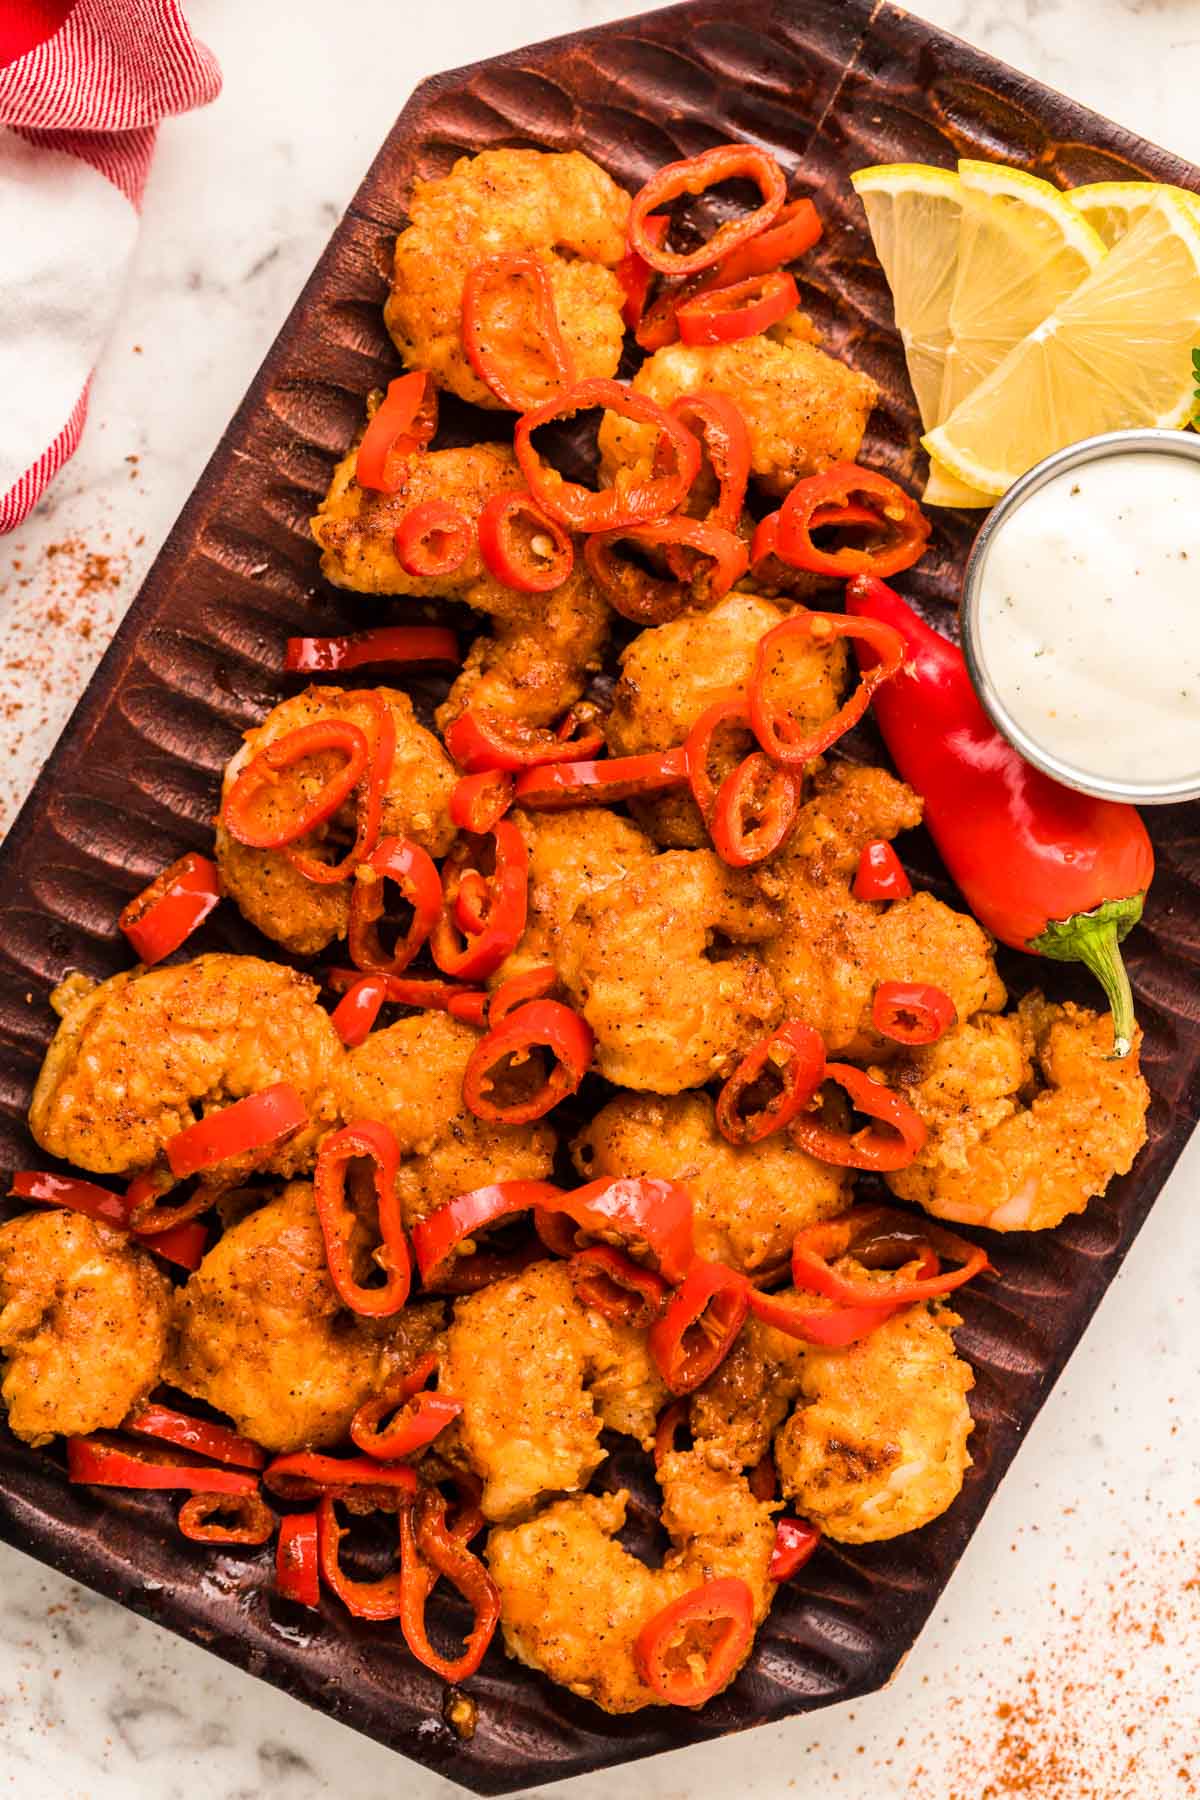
[{"left": 975, "top": 451, "right": 1200, "bottom": 787}]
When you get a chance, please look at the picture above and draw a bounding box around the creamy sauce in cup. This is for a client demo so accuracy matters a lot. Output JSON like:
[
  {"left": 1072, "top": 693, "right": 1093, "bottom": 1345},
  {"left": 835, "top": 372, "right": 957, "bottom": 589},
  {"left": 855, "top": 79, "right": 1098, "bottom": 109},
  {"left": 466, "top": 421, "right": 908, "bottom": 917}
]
[{"left": 973, "top": 450, "right": 1200, "bottom": 789}]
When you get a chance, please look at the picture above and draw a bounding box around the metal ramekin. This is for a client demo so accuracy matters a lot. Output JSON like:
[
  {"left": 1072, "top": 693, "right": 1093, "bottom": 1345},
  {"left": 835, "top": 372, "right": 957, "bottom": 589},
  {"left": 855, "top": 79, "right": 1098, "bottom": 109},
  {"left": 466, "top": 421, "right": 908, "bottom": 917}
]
[{"left": 960, "top": 427, "right": 1200, "bottom": 805}]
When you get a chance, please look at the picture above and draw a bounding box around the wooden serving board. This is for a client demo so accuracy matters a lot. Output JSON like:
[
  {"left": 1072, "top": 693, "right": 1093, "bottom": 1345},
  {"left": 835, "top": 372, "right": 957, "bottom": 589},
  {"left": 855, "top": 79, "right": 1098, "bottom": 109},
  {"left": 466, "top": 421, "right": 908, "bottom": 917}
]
[{"left": 0, "top": 2, "right": 1197, "bottom": 1790}]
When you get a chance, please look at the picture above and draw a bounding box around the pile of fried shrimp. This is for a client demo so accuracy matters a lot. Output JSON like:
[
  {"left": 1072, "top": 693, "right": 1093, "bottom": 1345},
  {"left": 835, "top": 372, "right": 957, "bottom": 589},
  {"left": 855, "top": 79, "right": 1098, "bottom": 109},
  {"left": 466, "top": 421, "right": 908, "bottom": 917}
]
[{"left": 0, "top": 142, "right": 1150, "bottom": 1716}]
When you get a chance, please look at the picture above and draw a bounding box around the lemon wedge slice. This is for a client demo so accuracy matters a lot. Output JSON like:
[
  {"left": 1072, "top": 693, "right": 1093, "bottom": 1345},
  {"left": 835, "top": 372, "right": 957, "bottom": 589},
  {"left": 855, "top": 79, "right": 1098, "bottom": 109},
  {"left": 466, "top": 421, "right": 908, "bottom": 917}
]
[
  {"left": 924, "top": 188, "right": 1200, "bottom": 497},
  {"left": 1069, "top": 179, "right": 1200, "bottom": 248}
]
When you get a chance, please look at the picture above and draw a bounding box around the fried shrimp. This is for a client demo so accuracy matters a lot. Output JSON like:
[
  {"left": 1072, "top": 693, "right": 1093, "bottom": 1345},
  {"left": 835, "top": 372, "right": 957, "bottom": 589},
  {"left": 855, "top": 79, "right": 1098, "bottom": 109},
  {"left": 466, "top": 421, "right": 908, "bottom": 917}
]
[
  {"left": 216, "top": 685, "right": 456, "bottom": 956},
  {"left": 774, "top": 1303, "right": 974, "bottom": 1543},
  {"left": 444, "top": 1259, "right": 666, "bottom": 1523},
  {"left": 604, "top": 591, "right": 846, "bottom": 846},
  {"left": 758, "top": 762, "right": 1005, "bottom": 1058},
  {"left": 566, "top": 849, "right": 782, "bottom": 1092},
  {"left": 330, "top": 1010, "right": 556, "bottom": 1229},
  {"left": 571, "top": 1091, "right": 850, "bottom": 1278},
  {"left": 689, "top": 1314, "right": 809, "bottom": 1472},
  {"left": 0, "top": 1212, "right": 172, "bottom": 1446},
  {"left": 598, "top": 334, "right": 878, "bottom": 497},
  {"left": 486, "top": 1448, "right": 775, "bottom": 1712},
  {"left": 385, "top": 149, "right": 629, "bottom": 409},
  {"left": 168, "top": 1182, "right": 444, "bottom": 1454},
  {"left": 29, "top": 954, "right": 342, "bottom": 1184},
  {"left": 880, "top": 992, "right": 1151, "bottom": 1232},
  {"left": 497, "top": 805, "right": 656, "bottom": 986}
]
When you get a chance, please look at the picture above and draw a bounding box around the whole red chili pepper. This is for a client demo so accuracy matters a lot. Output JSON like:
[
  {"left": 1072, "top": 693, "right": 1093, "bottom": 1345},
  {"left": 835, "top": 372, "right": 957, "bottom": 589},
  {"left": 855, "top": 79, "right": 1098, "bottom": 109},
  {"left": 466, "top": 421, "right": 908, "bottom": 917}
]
[{"left": 846, "top": 576, "right": 1155, "bottom": 1056}]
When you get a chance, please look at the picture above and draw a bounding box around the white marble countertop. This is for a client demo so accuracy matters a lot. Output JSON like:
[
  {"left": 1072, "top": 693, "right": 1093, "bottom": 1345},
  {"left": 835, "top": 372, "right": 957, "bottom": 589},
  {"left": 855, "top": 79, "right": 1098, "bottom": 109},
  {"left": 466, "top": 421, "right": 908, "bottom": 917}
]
[{"left": 2, "top": 0, "right": 1199, "bottom": 1795}]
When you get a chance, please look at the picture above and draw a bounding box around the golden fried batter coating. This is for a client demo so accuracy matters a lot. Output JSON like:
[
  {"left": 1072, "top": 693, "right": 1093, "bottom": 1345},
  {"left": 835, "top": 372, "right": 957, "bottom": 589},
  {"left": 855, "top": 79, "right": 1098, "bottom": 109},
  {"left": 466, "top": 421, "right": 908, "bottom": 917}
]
[
  {"left": 598, "top": 335, "right": 878, "bottom": 497},
  {"left": 444, "top": 1259, "right": 666, "bottom": 1523},
  {"left": 689, "top": 1314, "right": 809, "bottom": 1472},
  {"left": 29, "top": 955, "right": 342, "bottom": 1184},
  {"left": 216, "top": 685, "right": 456, "bottom": 956},
  {"left": 0, "top": 1211, "right": 171, "bottom": 1446},
  {"left": 774, "top": 1303, "right": 974, "bottom": 1543},
  {"left": 498, "top": 805, "right": 656, "bottom": 986},
  {"left": 168, "top": 1182, "right": 443, "bottom": 1453},
  {"left": 567, "top": 850, "right": 782, "bottom": 1092},
  {"left": 487, "top": 1448, "right": 775, "bottom": 1712},
  {"left": 385, "top": 149, "right": 629, "bottom": 409},
  {"left": 759, "top": 763, "right": 1005, "bottom": 1058},
  {"left": 605, "top": 592, "right": 846, "bottom": 846},
  {"left": 330, "top": 1011, "right": 556, "bottom": 1229},
  {"left": 881, "top": 993, "right": 1150, "bottom": 1231},
  {"left": 572, "top": 1091, "right": 850, "bottom": 1277}
]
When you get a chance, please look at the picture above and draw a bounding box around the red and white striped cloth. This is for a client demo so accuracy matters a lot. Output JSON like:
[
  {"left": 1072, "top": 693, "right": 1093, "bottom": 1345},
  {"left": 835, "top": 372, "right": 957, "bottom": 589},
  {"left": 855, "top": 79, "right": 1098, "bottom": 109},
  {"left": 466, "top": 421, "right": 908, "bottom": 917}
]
[{"left": 0, "top": 0, "right": 220, "bottom": 532}]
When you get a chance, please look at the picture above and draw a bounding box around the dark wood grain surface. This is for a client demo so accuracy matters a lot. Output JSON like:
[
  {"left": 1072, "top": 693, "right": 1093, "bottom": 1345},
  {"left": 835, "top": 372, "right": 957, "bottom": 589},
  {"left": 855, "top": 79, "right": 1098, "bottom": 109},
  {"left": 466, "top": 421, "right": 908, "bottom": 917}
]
[{"left": 0, "top": 1, "right": 1198, "bottom": 1790}]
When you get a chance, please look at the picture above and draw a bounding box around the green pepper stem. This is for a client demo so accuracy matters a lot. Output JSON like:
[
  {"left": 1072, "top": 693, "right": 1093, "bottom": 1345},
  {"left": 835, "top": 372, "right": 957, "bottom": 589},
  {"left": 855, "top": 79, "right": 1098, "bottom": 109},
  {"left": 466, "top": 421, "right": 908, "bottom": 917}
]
[{"left": 1030, "top": 896, "right": 1143, "bottom": 1059}]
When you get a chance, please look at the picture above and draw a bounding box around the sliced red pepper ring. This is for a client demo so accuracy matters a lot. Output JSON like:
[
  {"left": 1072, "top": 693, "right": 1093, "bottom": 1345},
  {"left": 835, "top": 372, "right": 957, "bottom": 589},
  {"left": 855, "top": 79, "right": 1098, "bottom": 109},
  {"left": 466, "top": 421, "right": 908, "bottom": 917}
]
[
  {"left": 776, "top": 463, "right": 931, "bottom": 580},
  {"left": 124, "top": 1174, "right": 217, "bottom": 1240},
  {"left": 123, "top": 1403, "right": 266, "bottom": 1471},
  {"left": 853, "top": 839, "right": 913, "bottom": 901},
  {"left": 177, "top": 1490, "right": 276, "bottom": 1546},
  {"left": 351, "top": 1360, "right": 463, "bottom": 1462},
  {"left": 276, "top": 1510, "right": 320, "bottom": 1606},
  {"left": 347, "top": 835, "right": 443, "bottom": 975},
  {"left": 569, "top": 1244, "right": 670, "bottom": 1328},
  {"left": 462, "top": 251, "right": 575, "bottom": 411},
  {"left": 676, "top": 268, "right": 799, "bottom": 346},
  {"left": 715, "top": 1020, "right": 826, "bottom": 1145},
  {"left": 431, "top": 820, "right": 529, "bottom": 981},
  {"left": 628, "top": 143, "right": 787, "bottom": 277},
  {"left": 634, "top": 1575, "right": 756, "bottom": 1706},
  {"left": 455, "top": 865, "right": 504, "bottom": 938},
  {"left": 222, "top": 718, "right": 370, "bottom": 852},
  {"left": 330, "top": 973, "right": 389, "bottom": 1047},
  {"left": 119, "top": 853, "right": 221, "bottom": 966},
  {"left": 461, "top": 998, "right": 594, "bottom": 1125},
  {"left": 685, "top": 696, "right": 753, "bottom": 822},
  {"left": 165, "top": 1082, "right": 308, "bottom": 1182},
  {"left": 67, "top": 1435, "right": 260, "bottom": 1495},
  {"left": 283, "top": 692, "right": 397, "bottom": 888},
  {"left": 284, "top": 626, "right": 459, "bottom": 675},
  {"left": 792, "top": 1204, "right": 989, "bottom": 1307},
  {"left": 477, "top": 489, "right": 574, "bottom": 593},
  {"left": 663, "top": 392, "right": 751, "bottom": 538},
  {"left": 314, "top": 1118, "right": 411, "bottom": 1317},
  {"left": 444, "top": 706, "right": 605, "bottom": 774},
  {"left": 710, "top": 751, "right": 799, "bottom": 867},
  {"left": 488, "top": 964, "right": 557, "bottom": 1027},
  {"left": 749, "top": 611, "right": 906, "bottom": 768},
  {"left": 583, "top": 517, "right": 748, "bottom": 624},
  {"left": 537, "top": 1176, "right": 695, "bottom": 1284},
  {"left": 324, "top": 969, "right": 480, "bottom": 1015},
  {"left": 264, "top": 1452, "right": 420, "bottom": 1509},
  {"left": 514, "top": 379, "right": 701, "bottom": 534},
  {"left": 410, "top": 1179, "right": 564, "bottom": 1290},
  {"left": 449, "top": 769, "right": 514, "bottom": 834},
  {"left": 398, "top": 1485, "right": 501, "bottom": 1681},
  {"left": 394, "top": 501, "right": 473, "bottom": 578},
  {"left": 513, "top": 746, "right": 689, "bottom": 811},
  {"left": 769, "top": 1517, "right": 821, "bottom": 1582},
  {"left": 872, "top": 980, "right": 957, "bottom": 1046},
  {"left": 617, "top": 212, "right": 670, "bottom": 331},
  {"left": 790, "top": 1064, "right": 927, "bottom": 1174},
  {"left": 317, "top": 1494, "right": 404, "bottom": 1620},
  {"left": 653, "top": 1398, "right": 691, "bottom": 1468},
  {"left": 648, "top": 1260, "right": 750, "bottom": 1394},
  {"left": 355, "top": 371, "right": 438, "bottom": 493},
  {"left": 697, "top": 196, "right": 823, "bottom": 291},
  {"left": 748, "top": 1284, "right": 907, "bottom": 1348}
]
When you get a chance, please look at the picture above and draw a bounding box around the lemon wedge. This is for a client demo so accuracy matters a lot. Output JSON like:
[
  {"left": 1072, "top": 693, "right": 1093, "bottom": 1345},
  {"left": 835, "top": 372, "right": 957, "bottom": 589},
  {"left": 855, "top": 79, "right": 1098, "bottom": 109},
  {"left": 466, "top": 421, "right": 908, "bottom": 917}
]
[
  {"left": 924, "top": 188, "right": 1200, "bottom": 496},
  {"left": 1069, "top": 179, "right": 1200, "bottom": 248}
]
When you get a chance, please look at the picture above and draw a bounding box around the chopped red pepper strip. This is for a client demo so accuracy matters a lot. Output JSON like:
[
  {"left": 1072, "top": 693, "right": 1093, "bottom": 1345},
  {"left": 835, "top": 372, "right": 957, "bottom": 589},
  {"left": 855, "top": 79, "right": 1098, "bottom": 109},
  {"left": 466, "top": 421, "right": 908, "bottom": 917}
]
[
  {"left": 749, "top": 611, "right": 906, "bottom": 768},
  {"left": 284, "top": 626, "right": 458, "bottom": 674},
  {"left": 617, "top": 212, "right": 669, "bottom": 331},
  {"left": 770, "top": 1517, "right": 821, "bottom": 1581},
  {"left": 853, "top": 839, "right": 913, "bottom": 901},
  {"left": 393, "top": 500, "right": 473, "bottom": 578},
  {"left": 222, "top": 718, "right": 370, "bottom": 851},
  {"left": 67, "top": 1435, "right": 258, "bottom": 1495},
  {"left": 444, "top": 707, "right": 604, "bottom": 774},
  {"left": 653, "top": 1398, "right": 690, "bottom": 1468},
  {"left": 628, "top": 143, "right": 787, "bottom": 277},
  {"left": 449, "top": 769, "right": 514, "bottom": 834},
  {"left": 347, "top": 835, "right": 443, "bottom": 975},
  {"left": 648, "top": 1260, "right": 749, "bottom": 1393},
  {"left": 314, "top": 1118, "right": 411, "bottom": 1317},
  {"left": 715, "top": 1020, "right": 826, "bottom": 1145},
  {"left": 461, "top": 998, "right": 594, "bottom": 1125},
  {"left": 477, "top": 489, "right": 574, "bottom": 593},
  {"left": 791, "top": 1205, "right": 989, "bottom": 1307},
  {"left": 664, "top": 392, "right": 750, "bottom": 538},
  {"left": 284, "top": 692, "right": 396, "bottom": 887},
  {"left": 872, "top": 980, "right": 957, "bottom": 1045},
  {"left": 317, "top": 1494, "right": 404, "bottom": 1620},
  {"left": 276, "top": 1510, "right": 320, "bottom": 1607},
  {"left": 776, "top": 463, "right": 931, "bottom": 580},
  {"left": 123, "top": 1403, "right": 266, "bottom": 1471},
  {"left": 410, "top": 1179, "right": 564, "bottom": 1290},
  {"left": 790, "top": 1064, "right": 928, "bottom": 1173},
  {"left": 398, "top": 1485, "right": 501, "bottom": 1680},
  {"left": 351, "top": 1374, "right": 463, "bottom": 1462},
  {"left": 676, "top": 269, "right": 799, "bottom": 346},
  {"left": 537, "top": 1176, "right": 695, "bottom": 1284},
  {"left": 431, "top": 820, "right": 529, "bottom": 981},
  {"left": 330, "top": 973, "right": 389, "bottom": 1047},
  {"left": 710, "top": 751, "right": 799, "bottom": 866},
  {"left": 583, "top": 517, "right": 748, "bottom": 623},
  {"left": 165, "top": 1082, "right": 308, "bottom": 1181},
  {"left": 513, "top": 746, "right": 689, "bottom": 811},
  {"left": 462, "top": 251, "right": 575, "bottom": 411},
  {"left": 264, "top": 1451, "right": 419, "bottom": 1507},
  {"left": 696, "top": 196, "right": 823, "bottom": 291},
  {"left": 514, "top": 379, "right": 701, "bottom": 534},
  {"left": 634, "top": 1576, "right": 756, "bottom": 1706},
  {"left": 685, "top": 696, "right": 751, "bottom": 822},
  {"left": 569, "top": 1244, "right": 670, "bottom": 1328},
  {"left": 488, "top": 964, "right": 557, "bottom": 1027},
  {"left": 119, "top": 853, "right": 221, "bottom": 966},
  {"left": 355, "top": 371, "right": 437, "bottom": 493},
  {"left": 11, "top": 1169, "right": 136, "bottom": 1231},
  {"left": 133, "top": 1218, "right": 208, "bottom": 1271},
  {"left": 177, "top": 1490, "right": 276, "bottom": 1546}
]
